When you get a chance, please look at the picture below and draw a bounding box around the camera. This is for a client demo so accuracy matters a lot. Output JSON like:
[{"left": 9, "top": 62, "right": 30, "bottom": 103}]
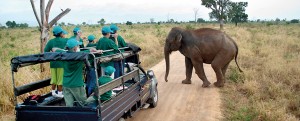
[{"left": 110, "top": 33, "right": 115, "bottom": 38}]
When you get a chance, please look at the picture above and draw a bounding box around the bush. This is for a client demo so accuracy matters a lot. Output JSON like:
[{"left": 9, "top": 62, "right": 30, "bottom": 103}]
[
  {"left": 126, "top": 21, "right": 133, "bottom": 25},
  {"left": 290, "top": 19, "right": 299, "bottom": 23}
]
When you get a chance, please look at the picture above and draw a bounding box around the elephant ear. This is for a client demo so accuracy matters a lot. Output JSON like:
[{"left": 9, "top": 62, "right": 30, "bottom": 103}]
[{"left": 175, "top": 33, "right": 182, "bottom": 43}]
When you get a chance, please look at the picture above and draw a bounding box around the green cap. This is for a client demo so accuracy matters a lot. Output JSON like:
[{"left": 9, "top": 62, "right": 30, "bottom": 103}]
[
  {"left": 110, "top": 24, "right": 119, "bottom": 32},
  {"left": 88, "top": 35, "right": 95, "bottom": 41},
  {"left": 66, "top": 38, "right": 82, "bottom": 49},
  {"left": 102, "top": 26, "right": 113, "bottom": 34},
  {"left": 105, "top": 66, "right": 115, "bottom": 76},
  {"left": 73, "top": 27, "right": 81, "bottom": 34},
  {"left": 52, "top": 26, "right": 68, "bottom": 35}
]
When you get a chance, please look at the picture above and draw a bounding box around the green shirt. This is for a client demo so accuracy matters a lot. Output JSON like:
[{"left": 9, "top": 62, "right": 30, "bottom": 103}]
[
  {"left": 96, "top": 37, "right": 119, "bottom": 67},
  {"left": 70, "top": 36, "right": 84, "bottom": 48},
  {"left": 44, "top": 37, "right": 67, "bottom": 68},
  {"left": 86, "top": 43, "right": 97, "bottom": 47},
  {"left": 55, "top": 50, "right": 90, "bottom": 88},
  {"left": 98, "top": 76, "right": 112, "bottom": 101},
  {"left": 109, "top": 35, "right": 127, "bottom": 49}
]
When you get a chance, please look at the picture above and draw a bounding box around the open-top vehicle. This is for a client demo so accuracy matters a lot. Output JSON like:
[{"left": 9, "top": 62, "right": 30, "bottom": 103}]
[{"left": 10, "top": 44, "right": 158, "bottom": 121}]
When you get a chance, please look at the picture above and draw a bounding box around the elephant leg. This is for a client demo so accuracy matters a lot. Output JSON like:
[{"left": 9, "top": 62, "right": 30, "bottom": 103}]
[
  {"left": 182, "top": 57, "right": 193, "bottom": 84},
  {"left": 192, "top": 61, "right": 211, "bottom": 87},
  {"left": 211, "top": 55, "right": 231, "bottom": 87},
  {"left": 222, "top": 62, "right": 230, "bottom": 83}
]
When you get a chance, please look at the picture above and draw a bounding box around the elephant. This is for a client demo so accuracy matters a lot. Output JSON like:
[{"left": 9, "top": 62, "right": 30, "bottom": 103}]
[{"left": 164, "top": 27, "right": 243, "bottom": 87}]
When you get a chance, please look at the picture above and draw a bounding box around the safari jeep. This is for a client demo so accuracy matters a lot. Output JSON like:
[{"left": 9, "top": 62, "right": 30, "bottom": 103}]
[{"left": 10, "top": 44, "right": 158, "bottom": 121}]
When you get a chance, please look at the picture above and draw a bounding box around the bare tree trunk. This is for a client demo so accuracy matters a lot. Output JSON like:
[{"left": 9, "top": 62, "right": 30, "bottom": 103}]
[
  {"left": 219, "top": 19, "right": 224, "bottom": 30},
  {"left": 30, "top": 0, "right": 71, "bottom": 72},
  {"left": 193, "top": 8, "right": 199, "bottom": 25}
]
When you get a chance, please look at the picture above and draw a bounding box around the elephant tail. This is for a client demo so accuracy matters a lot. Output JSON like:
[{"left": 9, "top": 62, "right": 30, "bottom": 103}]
[{"left": 233, "top": 40, "right": 243, "bottom": 72}]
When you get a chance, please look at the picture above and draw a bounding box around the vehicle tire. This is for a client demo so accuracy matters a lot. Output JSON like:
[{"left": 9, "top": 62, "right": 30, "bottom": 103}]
[{"left": 149, "top": 86, "right": 158, "bottom": 108}]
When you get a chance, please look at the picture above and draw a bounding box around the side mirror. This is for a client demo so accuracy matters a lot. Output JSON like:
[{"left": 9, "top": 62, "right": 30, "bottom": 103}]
[{"left": 147, "top": 70, "right": 154, "bottom": 79}]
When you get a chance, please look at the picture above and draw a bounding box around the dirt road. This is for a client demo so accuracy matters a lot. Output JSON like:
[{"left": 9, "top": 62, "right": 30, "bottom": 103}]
[{"left": 128, "top": 52, "right": 222, "bottom": 121}]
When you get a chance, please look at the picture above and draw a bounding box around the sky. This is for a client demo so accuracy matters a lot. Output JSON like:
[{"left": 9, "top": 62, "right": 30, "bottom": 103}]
[{"left": 0, "top": 0, "right": 299, "bottom": 26}]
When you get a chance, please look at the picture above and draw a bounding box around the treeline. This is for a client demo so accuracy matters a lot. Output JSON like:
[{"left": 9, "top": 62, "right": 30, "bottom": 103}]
[{"left": 2, "top": 21, "right": 29, "bottom": 28}]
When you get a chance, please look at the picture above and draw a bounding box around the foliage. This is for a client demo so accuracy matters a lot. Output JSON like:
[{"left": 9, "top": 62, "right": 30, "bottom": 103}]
[
  {"left": 98, "top": 18, "right": 106, "bottom": 26},
  {"left": 5, "top": 21, "right": 29, "bottom": 28},
  {"left": 126, "top": 21, "right": 133, "bottom": 25},
  {"left": 290, "top": 19, "right": 299, "bottom": 23},
  {"left": 6, "top": 21, "right": 17, "bottom": 28},
  {"left": 197, "top": 18, "right": 206, "bottom": 23},
  {"left": 228, "top": 2, "right": 248, "bottom": 26},
  {"left": 201, "top": 0, "right": 231, "bottom": 29},
  {"left": 169, "top": 19, "right": 175, "bottom": 23}
]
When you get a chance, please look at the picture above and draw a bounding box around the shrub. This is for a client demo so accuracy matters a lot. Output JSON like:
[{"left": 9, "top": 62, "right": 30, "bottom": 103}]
[{"left": 290, "top": 19, "right": 299, "bottom": 23}]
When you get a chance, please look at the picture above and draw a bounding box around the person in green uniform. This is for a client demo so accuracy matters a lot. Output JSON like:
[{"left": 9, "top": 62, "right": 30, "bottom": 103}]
[
  {"left": 99, "top": 66, "right": 115, "bottom": 102},
  {"left": 44, "top": 26, "right": 68, "bottom": 98},
  {"left": 86, "top": 34, "right": 97, "bottom": 96},
  {"left": 70, "top": 27, "right": 85, "bottom": 48},
  {"left": 85, "top": 66, "right": 115, "bottom": 106},
  {"left": 109, "top": 24, "right": 127, "bottom": 78},
  {"left": 86, "top": 35, "right": 97, "bottom": 47},
  {"left": 53, "top": 38, "right": 103, "bottom": 107},
  {"left": 96, "top": 26, "right": 119, "bottom": 78}
]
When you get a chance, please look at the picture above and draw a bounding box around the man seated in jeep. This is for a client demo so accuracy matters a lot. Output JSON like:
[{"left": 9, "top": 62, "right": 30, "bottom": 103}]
[{"left": 86, "top": 66, "right": 115, "bottom": 106}]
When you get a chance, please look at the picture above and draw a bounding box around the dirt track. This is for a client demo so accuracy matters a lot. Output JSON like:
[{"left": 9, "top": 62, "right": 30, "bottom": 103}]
[{"left": 127, "top": 51, "right": 222, "bottom": 121}]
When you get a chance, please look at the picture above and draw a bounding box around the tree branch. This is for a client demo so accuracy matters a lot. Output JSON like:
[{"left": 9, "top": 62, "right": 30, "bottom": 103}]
[
  {"left": 30, "top": 0, "right": 42, "bottom": 29},
  {"left": 40, "top": 0, "right": 45, "bottom": 25},
  {"left": 45, "top": 0, "right": 54, "bottom": 23},
  {"left": 49, "top": 8, "right": 71, "bottom": 27}
]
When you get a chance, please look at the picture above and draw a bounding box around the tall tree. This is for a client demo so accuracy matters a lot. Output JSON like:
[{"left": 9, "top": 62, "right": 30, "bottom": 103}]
[
  {"left": 197, "top": 18, "right": 206, "bottom": 23},
  {"left": 228, "top": 2, "right": 248, "bottom": 26},
  {"left": 30, "top": 0, "right": 71, "bottom": 72},
  {"left": 98, "top": 18, "right": 105, "bottom": 26},
  {"left": 6, "top": 21, "right": 17, "bottom": 28},
  {"left": 170, "top": 19, "right": 175, "bottom": 23},
  {"left": 201, "top": 0, "right": 231, "bottom": 29}
]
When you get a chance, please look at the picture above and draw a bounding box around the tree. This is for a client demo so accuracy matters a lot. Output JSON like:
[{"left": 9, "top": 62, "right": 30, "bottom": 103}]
[
  {"left": 98, "top": 18, "right": 105, "bottom": 26},
  {"left": 150, "top": 18, "right": 155, "bottom": 24},
  {"left": 6, "top": 21, "right": 17, "bottom": 28},
  {"left": 30, "top": 0, "right": 71, "bottom": 72},
  {"left": 201, "top": 0, "right": 231, "bottom": 29},
  {"left": 126, "top": 21, "right": 133, "bottom": 25},
  {"left": 290, "top": 19, "right": 299, "bottom": 23},
  {"left": 169, "top": 19, "right": 175, "bottom": 23},
  {"left": 82, "top": 22, "right": 86, "bottom": 25},
  {"left": 193, "top": 8, "right": 199, "bottom": 23},
  {"left": 19, "top": 23, "right": 29, "bottom": 28},
  {"left": 227, "top": 2, "right": 248, "bottom": 26},
  {"left": 197, "top": 18, "right": 206, "bottom": 23}
]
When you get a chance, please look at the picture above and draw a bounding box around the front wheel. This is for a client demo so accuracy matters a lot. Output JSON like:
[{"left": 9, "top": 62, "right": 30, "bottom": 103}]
[{"left": 149, "top": 86, "right": 158, "bottom": 108}]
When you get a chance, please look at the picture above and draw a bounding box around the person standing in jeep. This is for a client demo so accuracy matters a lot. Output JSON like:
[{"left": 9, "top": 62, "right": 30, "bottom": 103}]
[
  {"left": 53, "top": 38, "right": 103, "bottom": 106},
  {"left": 44, "top": 26, "right": 68, "bottom": 98},
  {"left": 96, "top": 26, "right": 119, "bottom": 79}
]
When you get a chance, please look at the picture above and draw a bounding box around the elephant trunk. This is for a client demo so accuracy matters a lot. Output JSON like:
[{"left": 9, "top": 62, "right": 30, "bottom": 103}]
[{"left": 164, "top": 45, "right": 170, "bottom": 82}]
